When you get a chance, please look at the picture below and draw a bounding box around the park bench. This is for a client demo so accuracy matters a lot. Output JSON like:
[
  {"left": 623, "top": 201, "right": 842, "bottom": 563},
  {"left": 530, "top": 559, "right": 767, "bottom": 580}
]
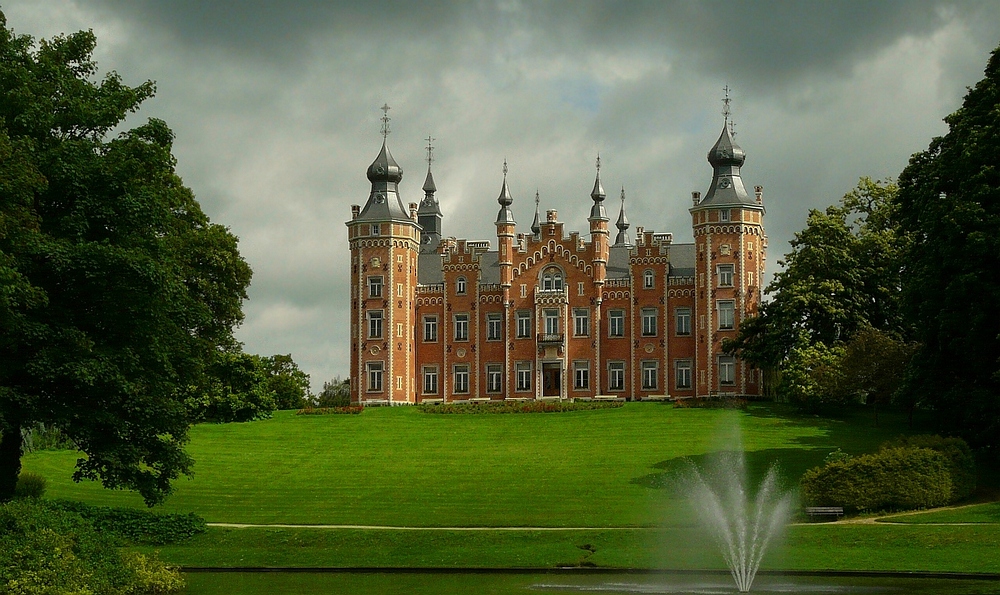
[{"left": 804, "top": 506, "right": 844, "bottom": 521}]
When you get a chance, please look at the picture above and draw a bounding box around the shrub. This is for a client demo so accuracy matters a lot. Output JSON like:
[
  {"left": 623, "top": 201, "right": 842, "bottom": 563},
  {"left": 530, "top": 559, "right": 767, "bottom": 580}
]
[
  {"left": 673, "top": 397, "right": 747, "bottom": 410},
  {"left": 13, "top": 471, "right": 46, "bottom": 499},
  {"left": 0, "top": 499, "right": 183, "bottom": 594},
  {"left": 800, "top": 446, "right": 952, "bottom": 512},
  {"left": 297, "top": 406, "right": 364, "bottom": 415},
  {"left": 49, "top": 500, "right": 207, "bottom": 545},
  {"left": 880, "top": 434, "right": 976, "bottom": 501}
]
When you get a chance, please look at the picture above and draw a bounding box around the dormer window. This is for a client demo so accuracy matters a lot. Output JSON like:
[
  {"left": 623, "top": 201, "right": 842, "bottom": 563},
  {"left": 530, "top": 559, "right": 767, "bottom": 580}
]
[
  {"left": 541, "top": 267, "right": 563, "bottom": 291},
  {"left": 456, "top": 276, "right": 467, "bottom": 295}
]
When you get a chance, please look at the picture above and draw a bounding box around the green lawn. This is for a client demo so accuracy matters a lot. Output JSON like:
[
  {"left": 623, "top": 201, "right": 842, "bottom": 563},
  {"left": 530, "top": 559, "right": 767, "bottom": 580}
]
[
  {"left": 884, "top": 502, "right": 1000, "bottom": 524},
  {"left": 22, "top": 403, "right": 917, "bottom": 528}
]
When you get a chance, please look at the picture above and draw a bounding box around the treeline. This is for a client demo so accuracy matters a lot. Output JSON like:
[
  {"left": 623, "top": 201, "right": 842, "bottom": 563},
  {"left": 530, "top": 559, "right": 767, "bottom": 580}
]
[{"left": 727, "top": 45, "right": 1000, "bottom": 456}]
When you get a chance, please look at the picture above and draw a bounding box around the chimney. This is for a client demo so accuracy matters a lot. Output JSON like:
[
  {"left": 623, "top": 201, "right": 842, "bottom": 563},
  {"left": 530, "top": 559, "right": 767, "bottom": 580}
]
[
  {"left": 409, "top": 202, "right": 418, "bottom": 221},
  {"left": 546, "top": 209, "right": 558, "bottom": 223},
  {"left": 754, "top": 185, "right": 763, "bottom": 205},
  {"left": 351, "top": 204, "right": 360, "bottom": 219},
  {"left": 691, "top": 191, "right": 701, "bottom": 206}
]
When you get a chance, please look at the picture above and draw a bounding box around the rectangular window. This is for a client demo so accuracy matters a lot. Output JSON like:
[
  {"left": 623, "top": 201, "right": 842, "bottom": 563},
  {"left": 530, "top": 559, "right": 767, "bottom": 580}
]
[
  {"left": 641, "top": 360, "right": 658, "bottom": 390},
  {"left": 573, "top": 361, "right": 589, "bottom": 390},
  {"left": 487, "top": 364, "right": 502, "bottom": 393},
  {"left": 675, "top": 360, "right": 692, "bottom": 389},
  {"left": 543, "top": 309, "right": 559, "bottom": 337},
  {"left": 719, "top": 356, "right": 736, "bottom": 385},
  {"left": 676, "top": 307, "right": 691, "bottom": 336},
  {"left": 719, "top": 209, "right": 730, "bottom": 222},
  {"left": 578, "top": 282, "right": 585, "bottom": 296},
  {"left": 641, "top": 308, "right": 657, "bottom": 336},
  {"left": 717, "top": 300, "right": 735, "bottom": 330},
  {"left": 608, "top": 361, "right": 625, "bottom": 391},
  {"left": 370, "top": 224, "right": 380, "bottom": 236},
  {"left": 423, "top": 316, "right": 438, "bottom": 342},
  {"left": 516, "top": 362, "right": 532, "bottom": 392},
  {"left": 368, "top": 276, "right": 383, "bottom": 298},
  {"left": 486, "top": 313, "right": 502, "bottom": 341},
  {"left": 717, "top": 264, "right": 734, "bottom": 287},
  {"left": 643, "top": 269, "right": 655, "bottom": 289},
  {"left": 609, "top": 309, "right": 624, "bottom": 337},
  {"left": 454, "top": 313, "right": 469, "bottom": 341},
  {"left": 573, "top": 309, "right": 589, "bottom": 337},
  {"left": 454, "top": 365, "right": 470, "bottom": 394},
  {"left": 368, "top": 310, "right": 383, "bottom": 339},
  {"left": 516, "top": 310, "right": 531, "bottom": 338},
  {"left": 366, "top": 361, "right": 383, "bottom": 392},
  {"left": 423, "top": 366, "right": 438, "bottom": 394}
]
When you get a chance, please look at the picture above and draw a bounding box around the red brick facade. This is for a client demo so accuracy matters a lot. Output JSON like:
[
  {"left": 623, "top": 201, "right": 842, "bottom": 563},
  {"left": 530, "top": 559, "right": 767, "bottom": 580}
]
[{"left": 348, "top": 123, "right": 765, "bottom": 404}]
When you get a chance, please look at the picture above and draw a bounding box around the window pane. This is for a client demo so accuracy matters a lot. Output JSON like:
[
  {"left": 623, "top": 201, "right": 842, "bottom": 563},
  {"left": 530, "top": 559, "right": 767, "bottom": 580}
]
[{"left": 676, "top": 308, "right": 691, "bottom": 336}]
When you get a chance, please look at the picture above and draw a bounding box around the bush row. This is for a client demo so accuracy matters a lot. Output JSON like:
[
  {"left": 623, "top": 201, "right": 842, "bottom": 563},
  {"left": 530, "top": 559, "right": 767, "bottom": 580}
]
[
  {"left": 49, "top": 499, "right": 207, "bottom": 545},
  {"left": 800, "top": 434, "right": 976, "bottom": 513},
  {"left": 418, "top": 400, "right": 624, "bottom": 414},
  {"left": 297, "top": 405, "right": 364, "bottom": 415},
  {"left": 673, "top": 397, "right": 748, "bottom": 410},
  {"left": 0, "top": 499, "right": 184, "bottom": 594}
]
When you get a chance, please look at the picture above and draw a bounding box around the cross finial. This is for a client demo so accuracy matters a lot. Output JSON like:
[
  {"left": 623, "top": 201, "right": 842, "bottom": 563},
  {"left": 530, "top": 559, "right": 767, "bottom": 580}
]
[
  {"left": 535, "top": 189, "right": 540, "bottom": 206},
  {"left": 425, "top": 135, "right": 435, "bottom": 167},
  {"left": 596, "top": 153, "right": 601, "bottom": 173},
  {"left": 722, "top": 86, "right": 731, "bottom": 124},
  {"left": 502, "top": 158, "right": 508, "bottom": 178},
  {"left": 380, "top": 103, "right": 391, "bottom": 139},
  {"left": 620, "top": 186, "right": 626, "bottom": 202},
  {"left": 729, "top": 117, "right": 736, "bottom": 138}
]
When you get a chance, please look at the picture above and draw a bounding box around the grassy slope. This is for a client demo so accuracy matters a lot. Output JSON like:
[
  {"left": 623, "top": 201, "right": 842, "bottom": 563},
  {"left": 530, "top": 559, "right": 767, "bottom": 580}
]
[{"left": 23, "top": 403, "right": 908, "bottom": 527}]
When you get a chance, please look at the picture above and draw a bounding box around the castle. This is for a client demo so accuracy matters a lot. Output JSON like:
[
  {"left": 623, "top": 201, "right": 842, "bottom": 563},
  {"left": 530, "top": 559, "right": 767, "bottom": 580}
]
[{"left": 347, "top": 109, "right": 766, "bottom": 405}]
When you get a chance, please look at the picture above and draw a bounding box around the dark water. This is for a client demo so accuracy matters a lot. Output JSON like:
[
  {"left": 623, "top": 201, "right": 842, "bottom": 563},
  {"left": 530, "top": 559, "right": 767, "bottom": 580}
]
[{"left": 183, "top": 572, "right": 1000, "bottom": 595}]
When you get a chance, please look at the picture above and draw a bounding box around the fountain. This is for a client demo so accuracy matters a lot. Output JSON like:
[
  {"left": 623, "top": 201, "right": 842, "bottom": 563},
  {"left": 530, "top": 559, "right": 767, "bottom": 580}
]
[{"left": 683, "top": 448, "right": 795, "bottom": 593}]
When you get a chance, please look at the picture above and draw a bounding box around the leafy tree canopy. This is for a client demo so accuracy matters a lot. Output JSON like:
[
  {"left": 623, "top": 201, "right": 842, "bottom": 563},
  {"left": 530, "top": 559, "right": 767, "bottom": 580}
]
[
  {"left": 895, "top": 43, "right": 1000, "bottom": 452},
  {"left": 0, "top": 13, "right": 252, "bottom": 504}
]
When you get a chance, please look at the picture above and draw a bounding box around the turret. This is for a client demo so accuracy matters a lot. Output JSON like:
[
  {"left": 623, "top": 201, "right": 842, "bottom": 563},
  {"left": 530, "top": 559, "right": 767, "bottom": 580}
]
[
  {"left": 416, "top": 136, "right": 442, "bottom": 252},
  {"left": 495, "top": 161, "right": 516, "bottom": 288},
  {"left": 614, "top": 187, "right": 632, "bottom": 246},
  {"left": 588, "top": 155, "right": 609, "bottom": 285}
]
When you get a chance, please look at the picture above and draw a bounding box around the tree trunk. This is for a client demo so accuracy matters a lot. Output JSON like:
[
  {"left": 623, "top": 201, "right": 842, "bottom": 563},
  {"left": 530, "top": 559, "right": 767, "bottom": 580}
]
[{"left": 0, "top": 424, "right": 23, "bottom": 502}]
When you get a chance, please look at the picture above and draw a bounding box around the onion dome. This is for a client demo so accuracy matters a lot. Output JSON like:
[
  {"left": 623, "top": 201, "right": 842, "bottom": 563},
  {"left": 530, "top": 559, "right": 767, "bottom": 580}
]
[
  {"left": 495, "top": 160, "right": 516, "bottom": 225},
  {"left": 589, "top": 155, "right": 608, "bottom": 221},
  {"left": 355, "top": 138, "right": 410, "bottom": 223},
  {"left": 614, "top": 187, "right": 632, "bottom": 246},
  {"left": 707, "top": 123, "right": 746, "bottom": 168},
  {"left": 367, "top": 140, "right": 403, "bottom": 184},
  {"left": 694, "top": 122, "right": 755, "bottom": 209}
]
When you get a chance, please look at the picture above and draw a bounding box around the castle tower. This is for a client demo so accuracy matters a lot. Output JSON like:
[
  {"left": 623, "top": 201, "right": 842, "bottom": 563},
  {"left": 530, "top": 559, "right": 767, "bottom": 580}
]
[
  {"left": 348, "top": 106, "right": 421, "bottom": 404},
  {"left": 416, "top": 136, "right": 442, "bottom": 253},
  {"left": 691, "top": 99, "right": 766, "bottom": 397},
  {"left": 588, "top": 156, "right": 610, "bottom": 286}
]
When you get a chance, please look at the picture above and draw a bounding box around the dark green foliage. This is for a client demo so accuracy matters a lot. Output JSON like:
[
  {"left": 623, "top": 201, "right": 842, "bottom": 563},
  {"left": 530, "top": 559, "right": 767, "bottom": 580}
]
[
  {"left": 800, "top": 446, "right": 953, "bottom": 512},
  {"left": 13, "top": 470, "right": 45, "bottom": 499},
  {"left": 0, "top": 13, "right": 252, "bottom": 504},
  {"left": 50, "top": 499, "right": 207, "bottom": 545},
  {"left": 418, "top": 401, "right": 624, "bottom": 414},
  {"left": 881, "top": 435, "right": 976, "bottom": 501},
  {"left": 189, "top": 351, "right": 276, "bottom": 423},
  {"left": 0, "top": 499, "right": 183, "bottom": 594},
  {"left": 297, "top": 405, "right": 364, "bottom": 415},
  {"left": 316, "top": 375, "right": 351, "bottom": 407},
  {"left": 20, "top": 422, "right": 75, "bottom": 452},
  {"left": 895, "top": 44, "right": 1000, "bottom": 454},
  {"left": 672, "top": 397, "right": 747, "bottom": 409},
  {"left": 265, "top": 354, "right": 312, "bottom": 410}
]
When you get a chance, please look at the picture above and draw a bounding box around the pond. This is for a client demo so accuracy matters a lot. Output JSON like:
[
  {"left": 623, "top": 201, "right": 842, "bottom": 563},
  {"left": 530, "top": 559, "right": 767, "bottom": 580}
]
[{"left": 183, "top": 571, "right": 1000, "bottom": 595}]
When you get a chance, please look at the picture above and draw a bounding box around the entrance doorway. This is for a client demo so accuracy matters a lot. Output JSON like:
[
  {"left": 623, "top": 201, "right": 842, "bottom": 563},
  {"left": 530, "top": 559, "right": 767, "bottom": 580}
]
[{"left": 542, "top": 362, "right": 562, "bottom": 397}]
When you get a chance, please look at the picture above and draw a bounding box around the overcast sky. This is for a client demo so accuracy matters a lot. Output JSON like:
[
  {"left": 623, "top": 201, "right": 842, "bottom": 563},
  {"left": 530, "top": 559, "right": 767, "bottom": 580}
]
[{"left": 4, "top": 1, "right": 999, "bottom": 390}]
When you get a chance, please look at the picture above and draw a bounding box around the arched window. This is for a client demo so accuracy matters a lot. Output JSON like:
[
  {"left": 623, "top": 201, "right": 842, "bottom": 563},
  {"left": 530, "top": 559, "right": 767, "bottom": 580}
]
[
  {"left": 643, "top": 269, "right": 655, "bottom": 289},
  {"left": 456, "top": 276, "right": 467, "bottom": 295},
  {"left": 541, "top": 267, "right": 563, "bottom": 291}
]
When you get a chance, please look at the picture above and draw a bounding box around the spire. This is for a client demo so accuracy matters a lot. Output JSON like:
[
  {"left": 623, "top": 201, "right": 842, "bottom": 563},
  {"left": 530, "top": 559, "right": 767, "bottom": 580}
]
[
  {"left": 589, "top": 154, "right": 608, "bottom": 221},
  {"left": 356, "top": 105, "right": 410, "bottom": 223},
  {"left": 614, "top": 187, "right": 632, "bottom": 246},
  {"left": 417, "top": 135, "right": 442, "bottom": 248},
  {"left": 380, "top": 103, "right": 391, "bottom": 139},
  {"left": 495, "top": 159, "right": 516, "bottom": 225},
  {"left": 531, "top": 190, "right": 541, "bottom": 236},
  {"left": 694, "top": 89, "right": 755, "bottom": 210}
]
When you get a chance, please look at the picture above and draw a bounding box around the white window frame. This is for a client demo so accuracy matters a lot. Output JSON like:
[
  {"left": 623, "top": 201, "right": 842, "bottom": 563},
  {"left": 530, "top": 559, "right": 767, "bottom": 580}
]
[
  {"left": 608, "top": 361, "right": 625, "bottom": 392},
  {"left": 423, "top": 315, "right": 438, "bottom": 342},
  {"left": 454, "top": 313, "right": 469, "bottom": 341},
  {"left": 456, "top": 276, "right": 467, "bottom": 295},
  {"left": 368, "top": 310, "right": 383, "bottom": 339},
  {"left": 675, "top": 359, "right": 692, "bottom": 389},
  {"left": 516, "top": 310, "right": 531, "bottom": 338},
  {"left": 609, "top": 309, "right": 624, "bottom": 337},
  {"left": 573, "top": 308, "right": 589, "bottom": 337},
  {"left": 516, "top": 362, "right": 532, "bottom": 392},
  {"left": 717, "top": 300, "right": 735, "bottom": 330},
  {"left": 675, "top": 308, "right": 691, "bottom": 336},
  {"left": 573, "top": 361, "right": 589, "bottom": 390},
  {"left": 717, "top": 264, "right": 734, "bottom": 287},
  {"left": 543, "top": 309, "right": 559, "bottom": 336},
  {"left": 486, "top": 313, "right": 502, "bottom": 341},
  {"left": 641, "top": 360, "right": 658, "bottom": 390},
  {"left": 486, "top": 364, "right": 502, "bottom": 393},
  {"left": 719, "top": 355, "right": 736, "bottom": 386},
  {"left": 368, "top": 275, "right": 383, "bottom": 298},
  {"left": 453, "top": 364, "right": 470, "bottom": 394},
  {"left": 541, "top": 267, "right": 563, "bottom": 291},
  {"left": 719, "top": 209, "right": 730, "bottom": 222},
  {"left": 643, "top": 269, "right": 655, "bottom": 289},
  {"left": 423, "top": 366, "right": 438, "bottom": 395},
  {"left": 366, "top": 361, "right": 383, "bottom": 392},
  {"left": 641, "top": 308, "right": 657, "bottom": 337}
]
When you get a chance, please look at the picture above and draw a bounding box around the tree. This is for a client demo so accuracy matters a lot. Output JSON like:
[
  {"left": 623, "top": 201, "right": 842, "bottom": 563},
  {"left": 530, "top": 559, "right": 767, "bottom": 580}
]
[
  {"left": 265, "top": 354, "right": 312, "bottom": 410},
  {"left": 0, "top": 15, "right": 252, "bottom": 504},
  {"left": 187, "top": 351, "right": 275, "bottom": 423},
  {"left": 895, "top": 44, "right": 1000, "bottom": 453},
  {"left": 838, "top": 326, "right": 918, "bottom": 426},
  {"left": 316, "top": 376, "right": 351, "bottom": 408},
  {"left": 725, "top": 178, "right": 905, "bottom": 403}
]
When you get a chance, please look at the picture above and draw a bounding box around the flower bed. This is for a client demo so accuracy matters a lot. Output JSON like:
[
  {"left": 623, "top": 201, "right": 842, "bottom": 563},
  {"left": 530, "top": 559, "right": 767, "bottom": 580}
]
[{"left": 297, "top": 405, "right": 364, "bottom": 415}]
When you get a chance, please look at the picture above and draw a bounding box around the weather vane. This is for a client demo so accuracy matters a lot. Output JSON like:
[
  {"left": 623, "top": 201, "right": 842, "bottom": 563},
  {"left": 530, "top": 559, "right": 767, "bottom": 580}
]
[
  {"left": 722, "top": 86, "right": 731, "bottom": 124},
  {"left": 380, "top": 103, "right": 391, "bottom": 139},
  {"left": 425, "top": 135, "right": 435, "bottom": 167}
]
